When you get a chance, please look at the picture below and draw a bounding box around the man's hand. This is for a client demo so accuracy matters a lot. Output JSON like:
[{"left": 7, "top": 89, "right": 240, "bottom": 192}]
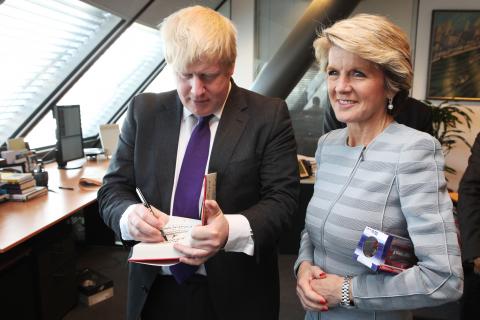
[
  {"left": 127, "top": 203, "right": 169, "bottom": 242},
  {"left": 474, "top": 257, "right": 480, "bottom": 274},
  {"left": 296, "top": 261, "right": 329, "bottom": 312},
  {"left": 174, "top": 200, "right": 229, "bottom": 265}
]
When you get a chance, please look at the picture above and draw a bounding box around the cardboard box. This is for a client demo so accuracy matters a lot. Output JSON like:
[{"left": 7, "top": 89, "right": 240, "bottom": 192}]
[{"left": 77, "top": 268, "right": 114, "bottom": 306}]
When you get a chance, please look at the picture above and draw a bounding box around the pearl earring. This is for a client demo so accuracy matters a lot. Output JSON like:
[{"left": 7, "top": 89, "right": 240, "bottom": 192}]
[{"left": 387, "top": 98, "right": 394, "bottom": 110}]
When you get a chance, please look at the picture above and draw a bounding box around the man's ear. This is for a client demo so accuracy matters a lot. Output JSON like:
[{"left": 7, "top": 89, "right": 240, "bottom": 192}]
[{"left": 225, "top": 64, "right": 235, "bottom": 77}]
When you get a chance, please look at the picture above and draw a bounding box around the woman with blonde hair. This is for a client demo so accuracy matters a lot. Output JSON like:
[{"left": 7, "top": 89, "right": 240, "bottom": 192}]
[{"left": 295, "top": 14, "right": 463, "bottom": 320}]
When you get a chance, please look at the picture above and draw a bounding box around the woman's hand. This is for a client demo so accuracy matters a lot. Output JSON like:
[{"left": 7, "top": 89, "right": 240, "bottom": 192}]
[
  {"left": 310, "top": 273, "right": 344, "bottom": 307},
  {"left": 296, "top": 261, "right": 329, "bottom": 312}
]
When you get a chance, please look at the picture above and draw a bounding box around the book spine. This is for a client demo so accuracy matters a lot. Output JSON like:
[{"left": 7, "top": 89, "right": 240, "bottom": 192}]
[{"left": 2, "top": 187, "right": 35, "bottom": 194}]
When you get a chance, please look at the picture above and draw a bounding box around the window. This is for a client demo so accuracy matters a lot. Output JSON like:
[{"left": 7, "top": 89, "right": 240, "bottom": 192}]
[
  {"left": 286, "top": 64, "right": 328, "bottom": 156},
  {"left": 27, "top": 22, "right": 165, "bottom": 148},
  {"left": 143, "top": 64, "right": 176, "bottom": 93},
  {"left": 109, "top": 65, "right": 176, "bottom": 131},
  {"left": 255, "top": 0, "right": 310, "bottom": 77},
  {"left": 255, "top": 0, "right": 326, "bottom": 156},
  {"left": 0, "top": 0, "right": 121, "bottom": 146}
]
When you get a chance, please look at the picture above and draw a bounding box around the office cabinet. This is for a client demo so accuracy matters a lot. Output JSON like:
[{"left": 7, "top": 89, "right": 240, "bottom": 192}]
[
  {"left": 0, "top": 246, "right": 38, "bottom": 319},
  {"left": 34, "top": 221, "right": 77, "bottom": 320}
]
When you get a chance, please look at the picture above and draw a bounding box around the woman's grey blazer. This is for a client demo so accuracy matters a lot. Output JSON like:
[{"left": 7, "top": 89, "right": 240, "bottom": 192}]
[{"left": 295, "top": 122, "right": 463, "bottom": 320}]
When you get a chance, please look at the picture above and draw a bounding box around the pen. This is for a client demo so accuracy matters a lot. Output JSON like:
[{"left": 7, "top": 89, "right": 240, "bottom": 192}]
[
  {"left": 135, "top": 187, "right": 167, "bottom": 240},
  {"left": 59, "top": 186, "right": 74, "bottom": 190}
]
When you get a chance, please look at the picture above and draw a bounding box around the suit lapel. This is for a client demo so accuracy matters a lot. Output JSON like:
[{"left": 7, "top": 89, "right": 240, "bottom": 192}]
[
  {"left": 209, "top": 82, "right": 249, "bottom": 176},
  {"left": 152, "top": 93, "right": 182, "bottom": 213}
]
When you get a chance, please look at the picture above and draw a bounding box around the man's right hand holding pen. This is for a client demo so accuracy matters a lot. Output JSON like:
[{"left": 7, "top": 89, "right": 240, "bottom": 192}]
[
  {"left": 121, "top": 187, "right": 169, "bottom": 243},
  {"left": 125, "top": 203, "right": 169, "bottom": 242}
]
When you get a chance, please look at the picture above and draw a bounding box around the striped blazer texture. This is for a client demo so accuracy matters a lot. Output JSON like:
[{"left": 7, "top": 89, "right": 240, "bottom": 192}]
[{"left": 295, "top": 122, "right": 463, "bottom": 320}]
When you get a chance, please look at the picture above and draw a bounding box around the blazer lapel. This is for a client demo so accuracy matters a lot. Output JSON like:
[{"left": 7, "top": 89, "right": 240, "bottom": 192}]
[
  {"left": 152, "top": 93, "right": 182, "bottom": 213},
  {"left": 209, "top": 82, "right": 249, "bottom": 176}
]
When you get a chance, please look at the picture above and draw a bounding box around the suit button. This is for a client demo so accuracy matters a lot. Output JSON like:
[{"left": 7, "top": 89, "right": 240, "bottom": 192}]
[{"left": 141, "top": 285, "right": 149, "bottom": 294}]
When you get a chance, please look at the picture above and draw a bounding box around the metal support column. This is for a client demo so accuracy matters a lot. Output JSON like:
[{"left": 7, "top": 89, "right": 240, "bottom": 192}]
[{"left": 251, "top": 0, "right": 360, "bottom": 99}]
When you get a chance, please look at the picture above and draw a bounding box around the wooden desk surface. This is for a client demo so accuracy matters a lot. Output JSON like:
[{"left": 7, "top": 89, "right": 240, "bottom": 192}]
[{"left": 0, "top": 158, "right": 109, "bottom": 253}]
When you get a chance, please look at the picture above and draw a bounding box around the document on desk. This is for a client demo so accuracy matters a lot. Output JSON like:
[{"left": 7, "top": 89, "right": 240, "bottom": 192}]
[{"left": 128, "top": 216, "right": 201, "bottom": 266}]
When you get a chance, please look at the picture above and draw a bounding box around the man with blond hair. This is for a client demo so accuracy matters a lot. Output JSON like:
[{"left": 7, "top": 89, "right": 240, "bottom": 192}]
[{"left": 98, "top": 5, "right": 299, "bottom": 320}]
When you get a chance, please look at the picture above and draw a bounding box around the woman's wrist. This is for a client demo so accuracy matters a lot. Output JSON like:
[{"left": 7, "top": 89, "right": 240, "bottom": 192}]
[
  {"left": 299, "top": 260, "right": 312, "bottom": 271},
  {"left": 296, "top": 260, "right": 312, "bottom": 277}
]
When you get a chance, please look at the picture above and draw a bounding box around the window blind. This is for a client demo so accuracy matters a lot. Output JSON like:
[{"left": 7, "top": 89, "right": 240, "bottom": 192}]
[
  {"left": 26, "top": 22, "right": 165, "bottom": 148},
  {"left": 0, "top": 0, "right": 120, "bottom": 145}
]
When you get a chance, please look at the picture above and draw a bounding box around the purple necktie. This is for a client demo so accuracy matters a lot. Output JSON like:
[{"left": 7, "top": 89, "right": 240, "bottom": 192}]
[{"left": 170, "top": 114, "right": 212, "bottom": 284}]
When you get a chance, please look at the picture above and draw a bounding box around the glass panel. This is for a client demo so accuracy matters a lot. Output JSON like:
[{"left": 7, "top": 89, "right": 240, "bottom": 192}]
[
  {"left": 255, "top": 0, "right": 326, "bottom": 156},
  {"left": 121, "top": 64, "right": 176, "bottom": 131},
  {"left": 143, "top": 64, "right": 176, "bottom": 94},
  {"left": 217, "top": 0, "right": 231, "bottom": 18},
  {"left": 0, "top": 0, "right": 120, "bottom": 146},
  {"left": 286, "top": 63, "right": 328, "bottom": 156},
  {"left": 27, "top": 22, "right": 165, "bottom": 148},
  {"left": 254, "top": 0, "right": 310, "bottom": 76}
]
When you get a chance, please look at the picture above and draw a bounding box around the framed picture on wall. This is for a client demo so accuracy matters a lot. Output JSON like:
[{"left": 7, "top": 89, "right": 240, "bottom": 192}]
[{"left": 426, "top": 10, "right": 480, "bottom": 101}]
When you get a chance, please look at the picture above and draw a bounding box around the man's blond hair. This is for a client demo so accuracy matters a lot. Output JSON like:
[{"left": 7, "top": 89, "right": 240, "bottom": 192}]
[{"left": 161, "top": 5, "right": 237, "bottom": 72}]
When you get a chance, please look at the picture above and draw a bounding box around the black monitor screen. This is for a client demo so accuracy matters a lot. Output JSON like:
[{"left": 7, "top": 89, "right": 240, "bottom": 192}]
[{"left": 53, "top": 105, "right": 84, "bottom": 169}]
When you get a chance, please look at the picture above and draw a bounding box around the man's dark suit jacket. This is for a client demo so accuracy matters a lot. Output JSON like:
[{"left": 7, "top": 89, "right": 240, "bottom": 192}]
[
  {"left": 97, "top": 81, "right": 300, "bottom": 320},
  {"left": 323, "top": 97, "right": 434, "bottom": 135},
  {"left": 458, "top": 133, "right": 480, "bottom": 263}
]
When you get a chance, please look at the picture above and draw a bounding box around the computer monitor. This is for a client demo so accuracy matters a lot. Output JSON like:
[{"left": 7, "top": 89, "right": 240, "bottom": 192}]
[{"left": 53, "top": 105, "right": 84, "bottom": 169}]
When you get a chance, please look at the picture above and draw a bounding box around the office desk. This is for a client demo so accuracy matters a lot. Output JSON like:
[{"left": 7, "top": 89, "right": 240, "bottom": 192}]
[
  {"left": 0, "top": 158, "right": 109, "bottom": 319},
  {"left": 0, "top": 158, "right": 109, "bottom": 253}
]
